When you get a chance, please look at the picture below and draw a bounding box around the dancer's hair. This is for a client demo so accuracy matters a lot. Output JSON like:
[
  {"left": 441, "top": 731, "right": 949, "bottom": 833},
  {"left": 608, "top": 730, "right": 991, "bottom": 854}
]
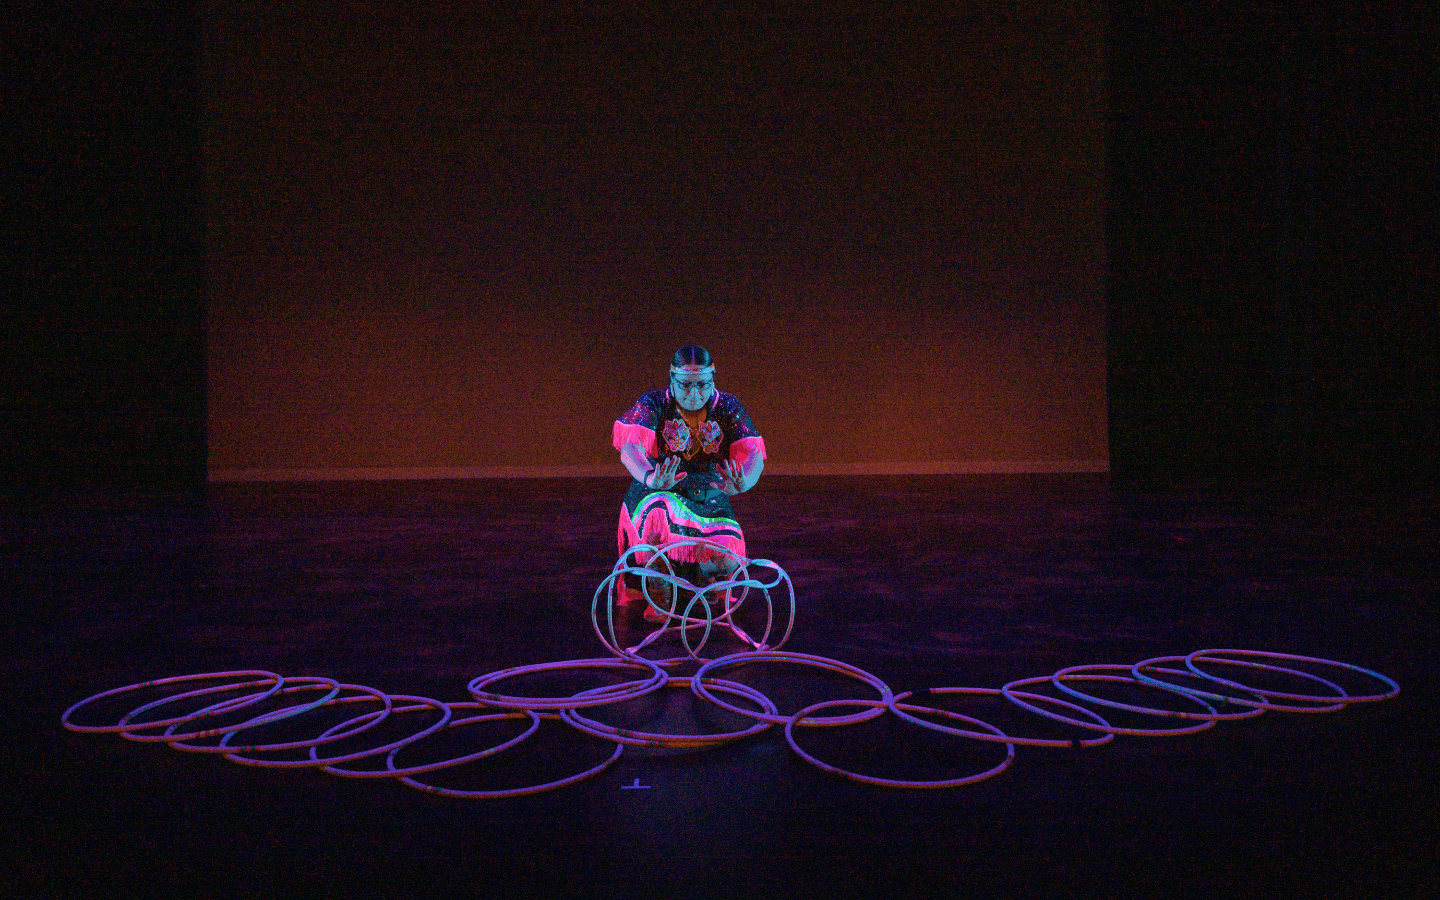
[{"left": 671, "top": 345, "right": 713, "bottom": 370}]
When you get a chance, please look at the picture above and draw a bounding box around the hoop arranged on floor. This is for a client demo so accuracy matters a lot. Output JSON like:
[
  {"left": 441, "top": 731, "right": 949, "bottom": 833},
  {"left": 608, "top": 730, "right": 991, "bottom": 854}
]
[
  {"left": 1002, "top": 673, "right": 1216, "bottom": 736},
  {"left": 383, "top": 703, "right": 541, "bottom": 776},
  {"left": 1129, "top": 656, "right": 1291, "bottom": 716},
  {"left": 1186, "top": 648, "right": 1399, "bottom": 704},
  {"left": 61, "top": 670, "right": 285, "bottom": 735},
  {"left": 561, "top": 675, "right": 778, "bottom": 748},
  {"left": 59, "top": 545, "right": 1401, "bottom": 797},
  {"left": 214, "top": 685, "right": 397, "bottom": 765},
  {"left": 468, "top": 657, "right": 667, "bottom": 710},
  {"left": 144, "top": 676, "right": 344, "bottom": 747},
  {"left": 394, "top": 712, "right": 624, "bottom": 799},
  {"left": 312, "top": 695, "right": 455, "bottom": 776},
  {"left": 692, "top": 650, "right": 895, "bottom": 727},
  {"left": 1049, "top": 663, "right": 1253, "bottom": 722},
  {"left": 785, "top": 698, "right": 1015, "bottom": 789},
  {"left": 889, "top": 686, "right": 1116, "bottom": 748}
]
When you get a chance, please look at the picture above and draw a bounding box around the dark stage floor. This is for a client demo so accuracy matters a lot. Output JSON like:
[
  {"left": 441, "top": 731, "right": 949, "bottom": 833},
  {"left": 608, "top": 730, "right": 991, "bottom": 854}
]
[{"left": 5, "top": 475, "right": 1437, "bottom": 899}]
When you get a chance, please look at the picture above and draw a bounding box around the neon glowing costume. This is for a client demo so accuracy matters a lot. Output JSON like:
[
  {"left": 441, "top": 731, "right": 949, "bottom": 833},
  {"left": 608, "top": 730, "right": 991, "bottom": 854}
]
[{"left": 612, "top": 386, "right": 766, "bottom": 604}]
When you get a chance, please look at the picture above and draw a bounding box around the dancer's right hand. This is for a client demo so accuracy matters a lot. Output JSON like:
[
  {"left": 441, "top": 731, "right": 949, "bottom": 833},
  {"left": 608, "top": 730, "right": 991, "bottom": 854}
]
[{"left": 645, "top": 455, "right": 687, "bottom": 490}]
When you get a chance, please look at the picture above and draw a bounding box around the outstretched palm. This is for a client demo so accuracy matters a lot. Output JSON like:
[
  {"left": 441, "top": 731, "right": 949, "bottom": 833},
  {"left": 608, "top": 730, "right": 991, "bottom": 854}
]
[
  {"left": 647, "top": 455, "right": 687, "bottom": 490},
  {"left": 717, "top": 459, "right": 746, "bottom": 495}
]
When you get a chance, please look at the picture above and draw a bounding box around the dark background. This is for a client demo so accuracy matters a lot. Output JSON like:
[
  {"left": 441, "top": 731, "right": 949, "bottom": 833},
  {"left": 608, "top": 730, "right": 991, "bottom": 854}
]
[
  {"left": 1105, "top": 3, "right": 1435, "bottom": 486},
  {"left": 5, "top": 1, "right": 1436, "bottom": 492},
  {"left": 198, "top": 1, "right": 1109, "bottom": 476}
]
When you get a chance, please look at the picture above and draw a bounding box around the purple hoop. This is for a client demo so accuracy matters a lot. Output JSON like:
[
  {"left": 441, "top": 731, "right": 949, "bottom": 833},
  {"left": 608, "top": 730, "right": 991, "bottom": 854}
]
[
  {"left": 1049, "top": 664, "right": 1234, "bottom": 722},
  {"left": 384, "top": 703, "right": 541, "bottom": 776},
  {"left": 1186, "top": 648, "right": 1398, "bottom": 704},
  {"left": 60, "top": 640, "right": 1403, "bottom": 800},
  {"left": 206, "top": 686, "right": 396, "bottom": 764},
  {"left": 143, "top": 677, "right": 343, "bottom": 746},
  {"left": 1128, "top": 656, "right": 1278, "bottom": 717},
  {"left": 561, "top": 674, "right": 777, "bottom": 748},
  {"left": 692, "top": 650, "right": 894, "bottom": 726},
  {"left": 889, "top": 686, "right": 1115, "bottom": 748},
  {"left": 120, "top": 678, "right": 337, "bottom": 744},
  {"left": 396, "top": 713, "right": 624, "bottom": 799},
  {"left": 312, "top": 695, "right": 454, "bottom": 775},
  {"left": 61, "top": 671, "right": 283, "bottom": 734},
  {"left": 468, "top": 657, "right": 667, "bottom": 711},
  {"left": 785, "top": 698, "right": 1014, "bottom": 789},
  {"left": 1174, "top": 655, "right": 1351, "bottom": 713},
  {"left": 1002, "top": 674, "right": 1214, "bottom": 736}
]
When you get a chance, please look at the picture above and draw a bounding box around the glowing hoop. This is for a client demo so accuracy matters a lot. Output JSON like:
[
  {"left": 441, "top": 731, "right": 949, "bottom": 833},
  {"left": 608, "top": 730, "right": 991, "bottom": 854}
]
[
  {"left": 561, "top": 674, "right": 777, "bottom": 748},
  {"left": 785, "top": 698, "right": 1014, "bottom": 789},
  {"left": 206, "top": 685, "right": 396, "bottom": 764},
  {"left": 591, "top": 539, "right": 795, "bottom": 662},
  {"left": 1049, "top": 664, "right": 1241, "bottom": 722},
  {"left": 396, "top": 713, "right": 624, "bottom": 799},
  {"left": 139, "top": 677, "right": 343, "bottom": 746},
  {"left": 61, "top": 671, "right": 284, "bottom": 734},
  {"left": 889, "top": 686, "right": 1115, "bottom": 748},
  {"left": 468, "top": 657, "right": 667, "bottom": 710},
  {"left": 312, "top": 695, "right": 454, "bottom": 775},
  {"left": 692, "top": 650, "right": 894, "bottom": 726},
  {"left": 383, "top": 703, "right": 541, "bottom": 776},
  {"left": 1186, "top": 649, "right": 1398, "bottom": 704},
  {"left": 1170, "top": 655, "right": 1351, "bottom": 713},
  {"left": 1128, "top": 656, "right": 1277, "bottom": 717},
  {"left": 118, "top": 677, "right": 336, "bottom": 744},
  {"left": 1002, "top": 674, "right": 1214, "bottom": 736},
  {"left": 59, "top": 622, "right": 1404, "bottom": 798}
]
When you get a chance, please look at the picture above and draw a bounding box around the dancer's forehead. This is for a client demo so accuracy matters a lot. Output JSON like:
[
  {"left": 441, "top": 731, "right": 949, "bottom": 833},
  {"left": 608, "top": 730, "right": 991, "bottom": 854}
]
[{"left": 671, "top": 364, "right": 715, "bottom": 381}]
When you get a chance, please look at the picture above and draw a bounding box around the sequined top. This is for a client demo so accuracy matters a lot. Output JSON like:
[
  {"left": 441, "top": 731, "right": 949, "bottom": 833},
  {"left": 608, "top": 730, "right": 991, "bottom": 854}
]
[{"left": 614, "top": 388, "right": 762, "bottom": 476}]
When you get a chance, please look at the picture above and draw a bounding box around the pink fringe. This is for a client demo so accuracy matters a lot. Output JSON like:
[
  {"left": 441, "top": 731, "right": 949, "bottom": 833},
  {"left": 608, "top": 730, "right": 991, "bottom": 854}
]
[
  {"left": 612, "top": 421, "right": 657, "bottom": 457},
  {"left": 615, "top": 503, "right": 746, "bottom": 565}
]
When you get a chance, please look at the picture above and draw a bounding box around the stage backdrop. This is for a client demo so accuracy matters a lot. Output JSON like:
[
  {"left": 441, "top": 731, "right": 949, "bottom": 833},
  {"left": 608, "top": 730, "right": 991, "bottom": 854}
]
[{"left": 205, "top": 2, "right": 1108, "bottom": 480}]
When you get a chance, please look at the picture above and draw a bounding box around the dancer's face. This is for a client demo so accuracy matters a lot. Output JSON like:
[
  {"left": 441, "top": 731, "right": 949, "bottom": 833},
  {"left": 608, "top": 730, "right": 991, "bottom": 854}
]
[{"left": 671, "top": 366, "right": 714, "bottom": 412}]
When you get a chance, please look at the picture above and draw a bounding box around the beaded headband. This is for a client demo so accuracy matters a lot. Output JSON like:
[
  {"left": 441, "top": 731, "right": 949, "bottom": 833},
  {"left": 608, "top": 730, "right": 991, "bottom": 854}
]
[{"left": 669, "top": 365, "right": 716, "bottom": 378}]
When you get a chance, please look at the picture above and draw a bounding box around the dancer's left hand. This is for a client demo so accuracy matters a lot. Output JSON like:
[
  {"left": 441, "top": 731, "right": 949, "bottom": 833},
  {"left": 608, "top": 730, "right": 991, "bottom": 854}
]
[{"left": 716, "top": 459, "right": 746, "bottom": 495}]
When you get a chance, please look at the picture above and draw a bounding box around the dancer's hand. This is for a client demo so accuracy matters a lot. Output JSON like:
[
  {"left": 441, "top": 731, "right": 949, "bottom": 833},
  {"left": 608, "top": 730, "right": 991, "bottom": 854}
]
[
  {"left": 645, "top": 455, "right": 687, "bottom": 490},
  {"left": 716, "top": 459, "right": 746, "bottom": 495}
]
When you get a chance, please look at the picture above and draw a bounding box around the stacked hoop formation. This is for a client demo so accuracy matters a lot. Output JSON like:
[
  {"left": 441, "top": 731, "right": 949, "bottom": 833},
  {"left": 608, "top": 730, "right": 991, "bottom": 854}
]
[
  {"left": 591, "top": 538, "right": 798, "bottom": 659},
  {"left": 62, "top": 541, "right": 1400, "bottom": 796}
]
